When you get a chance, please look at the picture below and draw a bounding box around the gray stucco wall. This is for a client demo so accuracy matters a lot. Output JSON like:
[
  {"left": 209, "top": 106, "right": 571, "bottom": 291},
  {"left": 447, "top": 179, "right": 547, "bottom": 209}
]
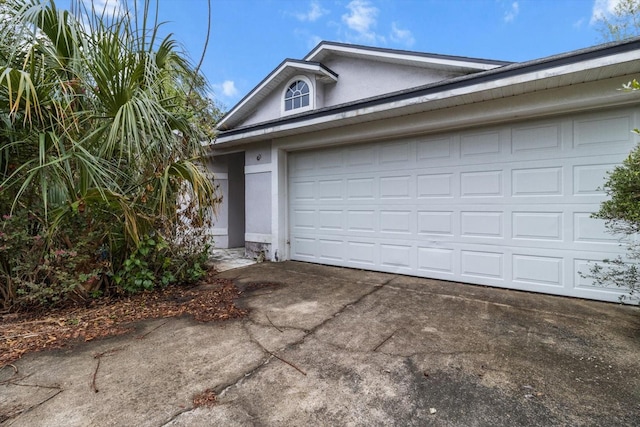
[
  {"left": 236, "top": 56, "right": 462, "bottom": 129},
  {"left": 321, "top": 56, "right": 457, "bottom": 107},
  {"left": 245, "top": 141, "right": 272, "bottom": 166},
  {"left": 245, "top": 171, "right": 272, "bottom": 235}
]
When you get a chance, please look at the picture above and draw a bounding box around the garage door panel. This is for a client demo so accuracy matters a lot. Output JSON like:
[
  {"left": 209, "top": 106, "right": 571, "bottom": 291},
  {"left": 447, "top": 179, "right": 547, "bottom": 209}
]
[
  {"left": 380, "top": 175, "right": 412, "bottom": 199},
  {"left": 416, "top": 136, "right": 453, "bottom": 160},
  {"left": 574, "top": 114, "right": 633, "bottom": 148},
  {"left": 461, "top": 130, "right": 503, "bottom": 157},
  {"left": 347, "top": 177, "right": 376, "bottom": 200},
  {"left": 573, "top": 213, "right": 621, "bottom": 244},
  {"left": 291, "top": 236, "right": 316, "bottom": 259},
  {"left": 346, "top": 240, "right": 377, "bottom": 266},
  {"left": 380, "top": 243, "right": 413, "bottom": 270},
  {"left": 380, "top": 141, "right": 411, "bottom": 164},
  {"left": 460, "top": 170, "right": 503, "bottom": 197},
  {"left": 511, "top": 167, "right": 563, "bottom": 196},
  {"left": 318, "top": 209, "right": 343, "bottom": 231},
  {"left": 288, "top": 111, "right": 636, "bottom": 302},
  {"left": 460, "top": 211, "right": 504, "bottom": 238},
  {"left": 512, "top": 211, "right": 563, "bottom": 241},
  {"left": 512, "top": 254, "right": 564, "bottom": 287},
  {"left": 318, "top": 179, "right": 344, "bottom": 200},
  {"left": 417, "top": 247, "right": 455, "bottom": 274},
  {"left": 417, "top": 173, "right": 455, "bottom": 198},
  {"left": 511, "top": 123, "right": 562, "bottom": 154},
  {"left": 460, "top": 250, "right": 504, "bottom": 280},
  {"left": 573, "top": 257, "right": 632, "bottom": 294},
  {"left": 418, "top": 211, "right": 455, "bottom": 235},
  {"left": 318, "top": 239, "right": 346, "bottom": 262},
  {"left": 572, "top": 163, "right": 614, "bottom": 196}
]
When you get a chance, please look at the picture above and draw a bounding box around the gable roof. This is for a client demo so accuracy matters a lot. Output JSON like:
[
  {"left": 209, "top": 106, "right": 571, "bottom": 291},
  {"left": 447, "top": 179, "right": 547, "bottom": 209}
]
[
  {"left": 216, "top": 59, "right": 338, "bottom": 130},
  {"left": 213, "top": 37, "right": 640, "bottom": 146},
  {"left": 305, "top": 41, "right": 511, "bottom": 72},
  {"left": 216, "top": 41, "right": 510, "bottom": 131}
]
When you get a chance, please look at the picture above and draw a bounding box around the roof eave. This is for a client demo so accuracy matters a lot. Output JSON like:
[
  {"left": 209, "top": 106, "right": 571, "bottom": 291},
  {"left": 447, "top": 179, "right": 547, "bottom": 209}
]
[
  {"left": 216, "top": 60, "right": 338, "bottom": 130},
  {"left": 304, "top": 40, "right": 512, "bottom": 71},
  {"left": 213, "top": 38, "right": 640, "bottom": 146}
]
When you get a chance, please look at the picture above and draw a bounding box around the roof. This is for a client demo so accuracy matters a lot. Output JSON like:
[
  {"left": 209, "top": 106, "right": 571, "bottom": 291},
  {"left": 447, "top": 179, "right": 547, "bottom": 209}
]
[
  {"left": 216, "top": 41, "right": 510, "bottom": 131},
  {"left": 216, "top": 59, "right": 338, "bottom": 130},
  {"left": 305, "top": 41, "right": 511, "bottom": 71},
  {"left": 214, "top": 37, "right": 640, "bottom": 145}
]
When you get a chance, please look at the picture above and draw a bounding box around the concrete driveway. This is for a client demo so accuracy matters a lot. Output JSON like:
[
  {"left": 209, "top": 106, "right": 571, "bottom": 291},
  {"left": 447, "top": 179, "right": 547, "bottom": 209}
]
[{"left": 1, "top": 261, "right": 639, "bottom": 426}]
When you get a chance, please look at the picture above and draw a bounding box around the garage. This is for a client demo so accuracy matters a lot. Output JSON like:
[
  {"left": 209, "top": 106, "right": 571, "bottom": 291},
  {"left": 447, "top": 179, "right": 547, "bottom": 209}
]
[
  {"left": 289, "top": 108, "right": 636, "bottom": 301},
  {"left": 212, "top": 39, "right": 640, "bottom": 303}
]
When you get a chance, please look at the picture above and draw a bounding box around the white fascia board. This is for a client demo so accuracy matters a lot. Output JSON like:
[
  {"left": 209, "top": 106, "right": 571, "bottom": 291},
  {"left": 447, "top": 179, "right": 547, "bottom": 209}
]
[
  {"left": 306, "top": 43, "right": 503, "bottom": 71},
  {"left": 217, "top": 61, "right": 337, "bottom": 130},
  {"left": 214, "top": 50, "right": 640, "bottom": 146}
]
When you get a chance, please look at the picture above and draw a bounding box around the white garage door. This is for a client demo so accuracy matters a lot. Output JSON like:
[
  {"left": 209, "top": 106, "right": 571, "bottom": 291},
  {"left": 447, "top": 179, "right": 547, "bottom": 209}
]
[{"left": 288, "top": 109, "right": 636, "bottom": 302}]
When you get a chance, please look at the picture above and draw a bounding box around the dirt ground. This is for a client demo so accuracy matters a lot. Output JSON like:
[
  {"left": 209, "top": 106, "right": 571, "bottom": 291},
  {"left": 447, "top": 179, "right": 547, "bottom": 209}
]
[{"left": 0, "top": 271, "right": 247, "bottom": 368}]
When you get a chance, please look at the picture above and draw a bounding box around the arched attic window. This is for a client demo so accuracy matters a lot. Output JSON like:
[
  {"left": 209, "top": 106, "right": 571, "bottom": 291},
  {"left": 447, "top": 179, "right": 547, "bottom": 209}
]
[{"left": 283, "top": 76, "right": 313, "bottom": 114}]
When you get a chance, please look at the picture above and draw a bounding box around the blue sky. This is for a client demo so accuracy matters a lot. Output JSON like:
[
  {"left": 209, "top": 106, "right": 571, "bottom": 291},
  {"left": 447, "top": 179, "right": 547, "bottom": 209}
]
[{"left": 79, "top": 0, "right": 625, "bottom": 110}]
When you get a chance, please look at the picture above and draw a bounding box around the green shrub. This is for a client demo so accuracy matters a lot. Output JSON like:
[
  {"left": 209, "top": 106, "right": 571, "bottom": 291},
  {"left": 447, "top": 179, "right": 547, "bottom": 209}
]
[
  {"left": 586, "top": 80, "right": 640, "bottom": 303},
  {"left": 0, "top": 1, "right": 219, "bottom": 309},
  {"left": 0, "top": 209, "right": 106, "bottom": 308}
]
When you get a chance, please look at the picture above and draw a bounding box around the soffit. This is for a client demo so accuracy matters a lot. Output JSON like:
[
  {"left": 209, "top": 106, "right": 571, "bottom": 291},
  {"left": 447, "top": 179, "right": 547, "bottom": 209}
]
[{"left": 213, "top": 40, "right": 640, "bottom": 146}]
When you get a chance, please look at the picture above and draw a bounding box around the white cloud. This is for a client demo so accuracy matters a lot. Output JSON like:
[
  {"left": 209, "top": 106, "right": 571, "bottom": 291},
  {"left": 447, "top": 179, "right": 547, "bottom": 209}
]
[
  {"left": 590, "top": 0, "right": 624, "bottom": 24},
  {"left": 504, "top": 1, "right": 519, "bottom": 22},
  {"left": 295, "top": 1, "right": 329, "bottom": 22},
  {"left": 221, "top": 80, "right": 238, "bottom": 97},
  {"left": 342, "top": 0, "right": 380, "bottom": 42},
  {"left": 390, "top": 22, "right": 415, "bottom": 46}
]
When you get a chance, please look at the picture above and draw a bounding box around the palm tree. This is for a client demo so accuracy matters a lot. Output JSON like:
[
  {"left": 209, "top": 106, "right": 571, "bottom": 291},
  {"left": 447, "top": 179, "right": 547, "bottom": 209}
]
[{"left": 0, "top": 0, "right": 218, "bottom": 306}]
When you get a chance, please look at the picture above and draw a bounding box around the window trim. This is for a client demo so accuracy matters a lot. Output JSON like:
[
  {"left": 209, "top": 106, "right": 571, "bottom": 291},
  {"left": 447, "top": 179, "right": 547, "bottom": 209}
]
[{"left": 281, "top": 75, "right": 314, "bottom": 116}]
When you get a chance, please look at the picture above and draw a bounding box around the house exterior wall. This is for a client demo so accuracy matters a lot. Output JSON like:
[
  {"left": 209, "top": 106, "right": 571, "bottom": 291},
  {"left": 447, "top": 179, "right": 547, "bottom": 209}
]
[
  {"left": 213, "top": 40, "right": 640, "bottom": 302},
  {"left": 244, "top": 141, "right": 274, "bottom": 258},
  {"left": 240, "top": 89, "right": 283, "bottom": 128},
  {"left": 235, "top": 56, "right": 464, "bottom": 129},
  {"left": 265, "top": 76, "right": 636, "bottom": 254},
  {"left": 223, "top": 75, "right": 639, "bottom": 265},
  {"left": 320, "top": 56, "right": 460, "bottom": 107}
]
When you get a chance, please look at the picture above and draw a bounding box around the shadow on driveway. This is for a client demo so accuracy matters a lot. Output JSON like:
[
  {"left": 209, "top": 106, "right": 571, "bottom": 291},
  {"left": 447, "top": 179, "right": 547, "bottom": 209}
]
[{"left": 2, "top": 261, "right": 639, "bottom": 426}]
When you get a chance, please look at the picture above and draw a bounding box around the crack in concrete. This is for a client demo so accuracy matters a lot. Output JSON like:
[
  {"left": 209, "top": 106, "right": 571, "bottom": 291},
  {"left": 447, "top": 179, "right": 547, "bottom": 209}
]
[
  {"left": 247, "top": 317, "right": 308, "bottom": 336},
  {"left": 157, "top": 329, "right": 272, "bottom": 427},
  {"left": 201, "top": 276, "right": 397, "bottom": 407},
  {"left": 157, "top": 274, "right": 397, "bottom": 424},
  {"left": 295, "top": 276, "right": 397, "bottom": 342},
  {"left": 3, "top": 388, "right": 63, "bottom": 427}
]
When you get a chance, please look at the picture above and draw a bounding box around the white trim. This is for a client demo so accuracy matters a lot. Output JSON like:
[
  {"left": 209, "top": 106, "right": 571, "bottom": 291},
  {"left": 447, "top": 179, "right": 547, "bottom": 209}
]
[
  {"left": 245, "top": 163, "right": 272, "bottom": 174},
  {"left": 305, "top": 43, "right": 503, "bottom": 71},
  {"left": 217, "top": 61, "right": 337, "bottom": 129},
  {"left": 281, "top": 75, "right": 314, "bottom": 117},
  {"left": 245, "top": 233, "right": 272, "bottom": 244},
  {"left": 271, "top": 146, "right": 288, "bottom": 261},
  {"left": 215, "top": 69, "right": 640, "bottom": 147}
]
